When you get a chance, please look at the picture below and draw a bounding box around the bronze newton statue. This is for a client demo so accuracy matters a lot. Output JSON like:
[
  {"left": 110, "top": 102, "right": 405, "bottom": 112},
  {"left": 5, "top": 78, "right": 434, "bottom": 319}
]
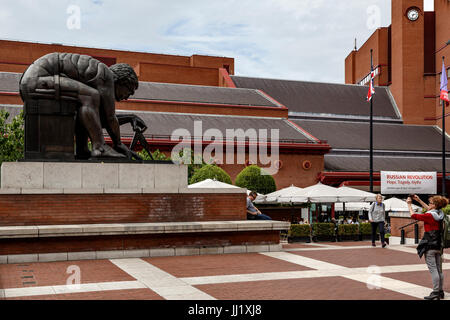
[{"left": 19, "top": 52, "right": 141, "bottom": 160}]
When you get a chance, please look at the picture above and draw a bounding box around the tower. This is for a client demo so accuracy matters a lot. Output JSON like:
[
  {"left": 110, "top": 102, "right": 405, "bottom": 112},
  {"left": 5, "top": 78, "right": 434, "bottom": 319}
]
[{"left": 390, "top": 0, "right": 434, "bottom": 125}]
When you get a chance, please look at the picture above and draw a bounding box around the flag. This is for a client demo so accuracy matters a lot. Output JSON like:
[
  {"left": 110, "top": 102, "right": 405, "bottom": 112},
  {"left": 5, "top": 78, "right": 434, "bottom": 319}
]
[
  {"left": 366, "top": 66, "right": 375, "bottom": 102},
  {"left": 441, "top": 59, "right": 449, "bottom": 105}
]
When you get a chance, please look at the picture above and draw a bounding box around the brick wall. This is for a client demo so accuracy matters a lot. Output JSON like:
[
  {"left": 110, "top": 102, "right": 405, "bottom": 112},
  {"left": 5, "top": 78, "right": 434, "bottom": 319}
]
[
  {"left": 0, "top": 39, "right": 235, "bottom": 86},
  {"left": 345, "top": 28, "right": 390, "bottom": 86},
  {"left": 0, "top": 231, "right": 280, "bottom": 255},
  {"left": 390, "top": 216, "right": 424, "bottom": 239},
  {"left": 220, "top": 153, "right": 325, "bottom": 189},
  {"left": 138, "top": 62, "right": 220, "bottom": 86},
  {"left": 0, "top": 193, "right": 247, "bottom": 226}
]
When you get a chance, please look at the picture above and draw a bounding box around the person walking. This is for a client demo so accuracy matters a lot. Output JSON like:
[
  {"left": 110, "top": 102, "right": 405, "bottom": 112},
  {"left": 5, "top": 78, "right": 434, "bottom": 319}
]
[
  {"left": 368, "top": 194, "right": 386, "bottom": 248},
  {"left": 407, "top": 195, "right": 446, "bottom": 300}
]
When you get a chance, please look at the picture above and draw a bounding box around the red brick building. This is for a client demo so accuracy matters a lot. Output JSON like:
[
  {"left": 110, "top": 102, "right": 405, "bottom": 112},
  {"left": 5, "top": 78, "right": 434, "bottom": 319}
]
[
  {"left": 0, "top": 40, "right": 330, "bottom": 189},
  {"left": 346, "top": 0, "right": 450, "bottom": 128},
  {"left": 1, "top": 0, "right": 450, "bottom": 193}
]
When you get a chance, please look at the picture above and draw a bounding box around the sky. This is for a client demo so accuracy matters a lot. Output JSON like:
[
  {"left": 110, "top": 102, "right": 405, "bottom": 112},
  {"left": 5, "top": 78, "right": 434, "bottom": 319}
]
[{"left": 0, "top": 0, "right": 435, "bottom": 84}]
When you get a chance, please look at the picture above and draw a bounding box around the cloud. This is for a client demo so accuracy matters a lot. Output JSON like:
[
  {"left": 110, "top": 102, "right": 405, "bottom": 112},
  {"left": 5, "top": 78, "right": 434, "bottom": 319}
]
[{"left": 0, "top": 0, "right": 392, "bottom": 83}]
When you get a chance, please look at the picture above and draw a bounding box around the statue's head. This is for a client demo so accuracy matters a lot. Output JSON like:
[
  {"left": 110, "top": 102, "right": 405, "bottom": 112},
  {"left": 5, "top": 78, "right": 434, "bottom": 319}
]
[{"left": 109, "top": 63, "right": 139, "bottom": 101}]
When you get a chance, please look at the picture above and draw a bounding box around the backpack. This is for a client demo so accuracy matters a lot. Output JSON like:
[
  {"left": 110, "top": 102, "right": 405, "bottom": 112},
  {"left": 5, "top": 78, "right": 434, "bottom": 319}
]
[{"left": 441, "top": 214, "right": 450, "bottom": 249}]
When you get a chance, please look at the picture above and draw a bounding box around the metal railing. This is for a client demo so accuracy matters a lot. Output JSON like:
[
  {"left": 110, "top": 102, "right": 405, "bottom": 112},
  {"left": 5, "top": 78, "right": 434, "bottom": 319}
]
[
  {"left": 120, "top": 134, "right": 328, "bottom": 145},
  {"left": 398, "top": 221, "right": 419, "bottom": 245}
]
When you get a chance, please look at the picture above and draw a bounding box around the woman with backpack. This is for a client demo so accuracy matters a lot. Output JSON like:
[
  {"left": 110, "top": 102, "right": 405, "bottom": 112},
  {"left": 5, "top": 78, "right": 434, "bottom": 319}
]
[
  {"left": 368, "top": 194, "right": 387, "bottom": 248},
  {"left": 407, "top": 194, "right": 447, "bottom": 300}
]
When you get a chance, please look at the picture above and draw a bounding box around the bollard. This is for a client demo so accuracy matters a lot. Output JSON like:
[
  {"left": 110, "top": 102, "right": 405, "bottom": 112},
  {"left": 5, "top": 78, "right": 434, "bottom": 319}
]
[
  {"left": 400, "top": 229, "right": 405, "bottom": 245},
  {"left": 414, "top": 223, "right": 419, "bottom": 244}
]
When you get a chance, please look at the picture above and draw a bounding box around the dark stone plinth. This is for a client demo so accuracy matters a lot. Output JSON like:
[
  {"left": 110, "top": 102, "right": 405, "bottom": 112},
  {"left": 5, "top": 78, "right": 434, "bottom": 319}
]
[{"left": 24, "top": 99, "right": 77, "bottom": 160}]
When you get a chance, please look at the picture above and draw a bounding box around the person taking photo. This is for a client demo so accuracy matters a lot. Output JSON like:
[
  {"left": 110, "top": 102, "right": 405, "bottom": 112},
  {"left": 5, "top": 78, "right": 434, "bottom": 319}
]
[{"left": 407, "top": 194, "right": 446, "bottom": 300}]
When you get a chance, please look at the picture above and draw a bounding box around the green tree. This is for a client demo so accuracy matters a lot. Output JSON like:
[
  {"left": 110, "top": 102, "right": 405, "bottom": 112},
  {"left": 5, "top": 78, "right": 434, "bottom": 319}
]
[
  {"left": 235, "top": 165, "right": 276, "bottom": 194},
  {"left": 138, "top": 147, "right": 209, "bottom": 183},
  {"left": 176, "top": 148, "right": 207, "bottom": 181},
  {"left": 0, "top": 110, "right": 24, "bottom": 165},
  {"left": 137, "top": 149, "right": 171, "bottom": 161},
  {"left": 189, "top": 164, "right": 232, "bottom": 185}
]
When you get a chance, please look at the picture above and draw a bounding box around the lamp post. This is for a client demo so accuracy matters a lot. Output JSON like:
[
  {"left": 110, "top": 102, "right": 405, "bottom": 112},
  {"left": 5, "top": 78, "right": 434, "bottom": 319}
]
[
  {"left": 369, "top": 49, "right": 374, "bottom": 193},
  {"left": 442, "top": 55, "right": 448, "bottom": 197},
  {"left": 436, "top": 40, "right": 449, "bottom": 196},
  {"left": 442, "top": 74, "right": 446, "bottom": 197}
]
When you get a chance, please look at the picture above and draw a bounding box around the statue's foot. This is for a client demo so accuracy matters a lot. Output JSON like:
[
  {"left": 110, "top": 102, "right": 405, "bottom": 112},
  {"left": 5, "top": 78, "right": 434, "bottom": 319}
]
[{"left": 91, "top": 144, "right": 126, "bottom": 158}]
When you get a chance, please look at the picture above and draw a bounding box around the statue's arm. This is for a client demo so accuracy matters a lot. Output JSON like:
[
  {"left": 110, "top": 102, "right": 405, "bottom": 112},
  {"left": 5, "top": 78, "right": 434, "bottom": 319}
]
[
  {"left": 98, "top": 84, "right": 122, "bottom": 147},
  {"left": 116, "top": 114, "right": 147, "bottom": 132},
  {"left": 98, "top": 83, "right": 134, "bottom": 158}
]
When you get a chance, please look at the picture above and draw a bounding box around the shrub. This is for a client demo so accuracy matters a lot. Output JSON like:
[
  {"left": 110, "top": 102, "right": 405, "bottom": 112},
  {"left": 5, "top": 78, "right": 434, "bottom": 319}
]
[
  {"left": 138, "top": 149, "right": 170, "bottom": 161},
  {"left": 0, "top": 110, "right": 24, "bottom": 165},
  {"left": 189, "top": 164, "right": 232, "bottom": 185},
  {"left": 312, "top": 223, "right": 335, "bottom": 236},
  {"left": 359, "top": 223, "right": 372, "bottom": 235},
  {"left": 289, "top": 224, "right": 311, "bottom": 237},
  {"left": 338, "top": 224, "right": 359, "bottom": 236},
  {"left": 443, "top": 204, "right": 450, "bottom": 216},
  {"left": 235, "top": 165, "right": 276, "bottom": 195},
  {"left": 176, "top": 148, "right": 207, "bottom": 181}
]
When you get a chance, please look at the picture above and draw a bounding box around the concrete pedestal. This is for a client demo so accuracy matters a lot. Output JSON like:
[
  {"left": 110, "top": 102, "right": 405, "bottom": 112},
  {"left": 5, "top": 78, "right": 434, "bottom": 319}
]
[
  {"left": 0, "top": 161, "right": 289, "bottom": 262},
  {"left": 1, "top": 161, "right": 188, "bottom": 190}
]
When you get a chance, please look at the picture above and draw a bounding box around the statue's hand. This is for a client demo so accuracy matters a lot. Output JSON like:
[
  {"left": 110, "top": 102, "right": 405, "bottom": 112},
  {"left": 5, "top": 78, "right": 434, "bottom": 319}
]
[{"left": 131, "top": 116, "right": 147, "bottom": 133}]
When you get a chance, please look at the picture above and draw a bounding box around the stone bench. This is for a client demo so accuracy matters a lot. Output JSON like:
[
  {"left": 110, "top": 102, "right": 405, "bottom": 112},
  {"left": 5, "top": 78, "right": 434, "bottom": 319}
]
[
  {"left": 0, "top": 220, "right": 290, "bottom": 238},
  {"left": 0, "top": 221, "right": 290, "bottom": 264}
]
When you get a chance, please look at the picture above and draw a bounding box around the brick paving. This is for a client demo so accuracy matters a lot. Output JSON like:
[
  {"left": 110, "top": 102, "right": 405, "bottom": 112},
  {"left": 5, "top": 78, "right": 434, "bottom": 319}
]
[
  {"left": 194, "top": 277, "right": 415, "bottom": 300},
  {"left": 282, "top": 243, "right": 318, "bottom": 249},
  {"left": 287, "top": 248, "right": 433, "bottom": 268},
  {"left": 320, "top": 241, "right": 374, "bottom": 246},
  {"left": 143, "top": 253, "right": 312, "bottom": 278},
  {"left": 383, "top": 270, "right": 450, "bottom": 293},
  {"left": 1, "top": 242, "right": 449, "bottom": 300},
  {"left": 0, "top": 260, "right": 134, "bottom": 289},
  {"left": 5, "top": 288, "right": 163, "bottom": 300}
]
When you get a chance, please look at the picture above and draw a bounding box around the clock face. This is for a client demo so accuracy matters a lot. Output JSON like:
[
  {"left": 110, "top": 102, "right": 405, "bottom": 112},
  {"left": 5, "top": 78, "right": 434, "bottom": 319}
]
[{"left": 407, "top": 8, "right": 419, "bottom": 21}]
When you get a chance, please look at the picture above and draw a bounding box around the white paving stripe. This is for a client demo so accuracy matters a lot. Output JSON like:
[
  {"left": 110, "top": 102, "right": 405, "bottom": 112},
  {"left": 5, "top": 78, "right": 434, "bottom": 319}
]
[
  {"left": 1, "top": 281, "right": 145, "bottom": 298},
  {"left": 182, "top": 263, "right": 450, "bottom": 286},
  {"left": 181, "top": 270, "right": 333, "bottom": 285},
  {"left": 301, "top": 243, "right": 342, "bottom": 249},
  {"left": 2, "top": 246, "right": 449, "bottom": 299},
  {"left": 109, "top": 258, "right": 215, "bottom": 300},
  {"left": 342, "top": 274, "right": 442, "bottom": 300},
  {"left": 285, "top": 245, "right": 375, "bottom": 252},
  {"left": 262, "top": 251, "right": 347, "bottom": 270},
  {"left": 388, "top": 245, "right": 450, "bottom": 260},
  {"left": 260, "top": 251, "right": 450, "bottom": 300}
]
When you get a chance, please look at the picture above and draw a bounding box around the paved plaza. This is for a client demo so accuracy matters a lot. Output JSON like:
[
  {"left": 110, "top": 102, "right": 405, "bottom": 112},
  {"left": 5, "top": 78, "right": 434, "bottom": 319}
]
[{"left": 0, "top": 241, "right": 449, "bottom": 301}]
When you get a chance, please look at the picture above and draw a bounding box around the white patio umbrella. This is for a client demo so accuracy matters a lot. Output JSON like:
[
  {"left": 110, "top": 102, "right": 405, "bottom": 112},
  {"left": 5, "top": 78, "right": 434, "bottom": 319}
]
[
  {"left": 188, "top": 179, "right": 265, "bottom": 201},
  {"left": 336, "top": 186, "right": 377, "bottom": 202},
  {"left": 383, "top": 197, "right": 421, "bottom": 212},
  {"left": 277, "top": 182, "right": 339, "bottom": 203},
  {"left": 335, "top": 202, "right": 371, "bottom": 211},
  {"left": 188, "top": 178, "right": 239, "bottom": 189},
  {"left": 255, "top": 185, "right": 303, "bottom": 204}
]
